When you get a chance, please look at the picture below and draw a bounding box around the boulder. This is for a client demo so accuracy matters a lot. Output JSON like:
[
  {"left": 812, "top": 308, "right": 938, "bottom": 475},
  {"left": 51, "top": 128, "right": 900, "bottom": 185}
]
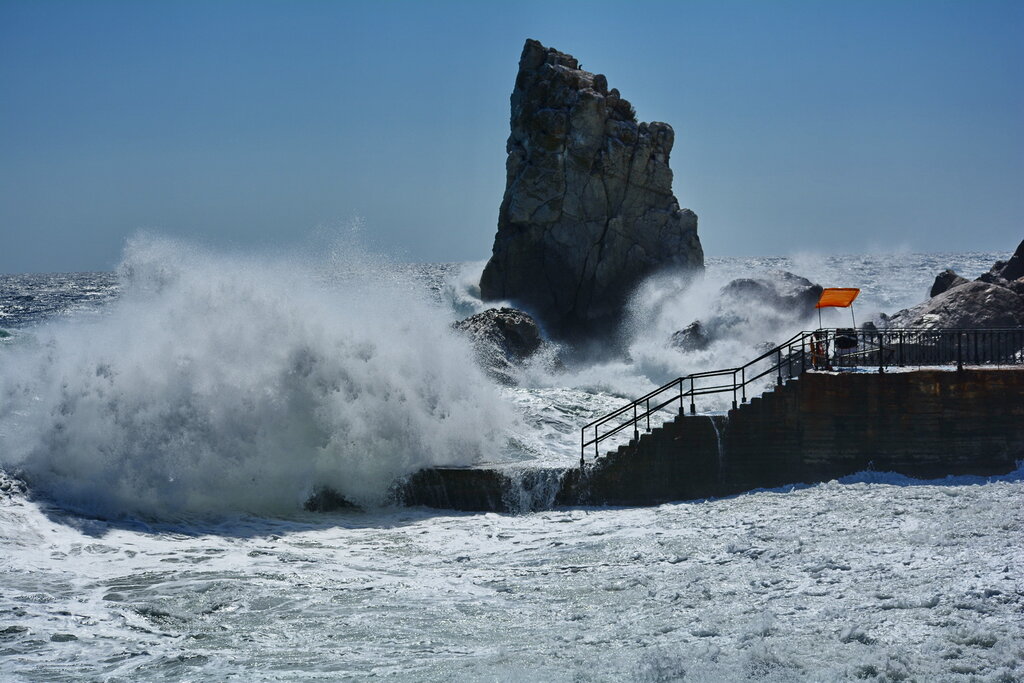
[
  {"left": 452, "top": 307, "right": 544, "bottom": 383},
  {"left": 929, "top": 269, "right": 969, "bottom": 297},
  {"left": 719, "top": 271, "right": 823, "bottom": 314},
  {"left": 670, "top": 321, "right": 711, "bottom": 352},
  {"left": 479, "top": 39, "right": 703, "bottom": 341},
  {"left": 975, "top": 269, "right": 1009, "bottom": 287},
  {"left": 671, "top": 271, "right": 822, "bottom": 351},
  {"left": 886, "top": 281, "right": 1024, "bottom": 330},
  {"left": 304, "top": 487, "right": 358, "bottom": 512}
]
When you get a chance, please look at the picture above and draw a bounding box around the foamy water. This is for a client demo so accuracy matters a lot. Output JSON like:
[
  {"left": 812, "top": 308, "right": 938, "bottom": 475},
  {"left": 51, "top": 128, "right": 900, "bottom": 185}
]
[
  {"left": 0, "top": 238, "right": 1020, "bottom": 680},
  {"left": 0, "top": 236, "right": 514, "bottom": 516},
  {"left": 1, "top": 468, "right": 1020, "bottom": 681}
]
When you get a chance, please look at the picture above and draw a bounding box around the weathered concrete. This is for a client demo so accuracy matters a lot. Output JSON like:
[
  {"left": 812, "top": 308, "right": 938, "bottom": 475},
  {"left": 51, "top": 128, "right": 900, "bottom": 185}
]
[
  {"left": 399, "top": 369, "right": 1024, "bottom": 511},
  {"left": 398, "top": 466, "right": 573, "bottom": 513}
]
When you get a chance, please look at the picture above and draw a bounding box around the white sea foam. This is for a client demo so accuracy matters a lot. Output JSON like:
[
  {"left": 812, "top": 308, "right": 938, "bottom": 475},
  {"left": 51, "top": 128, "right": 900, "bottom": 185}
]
[
  {"left": 0, "top": 247, "right": 1020, "bottom": 681},
  {"left": 1, "top": 465, "right": 1020, "bottom": 681},
  {"left": 0, "top": 235, "right": 515, "bottom": 516}
]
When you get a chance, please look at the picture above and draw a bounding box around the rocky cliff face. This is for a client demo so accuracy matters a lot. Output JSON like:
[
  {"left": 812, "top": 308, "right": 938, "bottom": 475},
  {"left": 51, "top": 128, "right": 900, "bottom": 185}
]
[{"left": 479, "top": 39, "right": 703, "bottom": 341}]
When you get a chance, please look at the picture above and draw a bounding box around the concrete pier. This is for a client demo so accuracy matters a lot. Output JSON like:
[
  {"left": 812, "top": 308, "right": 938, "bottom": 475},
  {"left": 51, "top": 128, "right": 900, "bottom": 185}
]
[{"left": 397, "top": 369, "right": 1024, "bottom": 512}]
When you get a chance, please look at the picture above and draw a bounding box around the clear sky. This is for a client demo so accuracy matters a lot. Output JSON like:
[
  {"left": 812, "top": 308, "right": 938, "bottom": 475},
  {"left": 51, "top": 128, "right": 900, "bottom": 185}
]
[{"left": 1, "top": 0, "right": 1021, "bottom": 273}]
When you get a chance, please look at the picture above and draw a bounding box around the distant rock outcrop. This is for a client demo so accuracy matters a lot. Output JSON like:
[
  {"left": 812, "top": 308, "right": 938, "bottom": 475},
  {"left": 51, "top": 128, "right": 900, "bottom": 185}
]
[
  {"left": 479, "top": 39, "right": 703, "bottom": 341},
  {"left": 670, "top": 271, "right": 823, "bottom": 352},
  {"left": 719, "top": 272, "right": 823, "bottom": 314},
  {"left": 886, "top": 281, "right": 1024, "bottom": 330},
  {"left": 452, "top": 307, "right": 544, "bottom": 384},
  {"left": 887, "top": 240, "right": 1024, "bottom": 330}
]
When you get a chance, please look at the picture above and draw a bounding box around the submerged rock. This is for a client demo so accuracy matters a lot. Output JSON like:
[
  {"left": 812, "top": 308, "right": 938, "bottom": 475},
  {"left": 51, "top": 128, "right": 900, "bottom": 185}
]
[
  {"left": 452, "top": 307, "right": 545, "bottom": 384},
  {"left": 304, "top": 487, "right": 359, "bottom": 512},
  {"left": 479, "top": 39, "right": 703, "bottom": 342}
]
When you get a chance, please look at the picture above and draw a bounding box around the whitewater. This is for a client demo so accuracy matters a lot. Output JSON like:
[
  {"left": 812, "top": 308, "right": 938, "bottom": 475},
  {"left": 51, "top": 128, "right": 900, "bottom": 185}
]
[{"left": 0, "top": 235, "right": 1021, "bottom": 681}]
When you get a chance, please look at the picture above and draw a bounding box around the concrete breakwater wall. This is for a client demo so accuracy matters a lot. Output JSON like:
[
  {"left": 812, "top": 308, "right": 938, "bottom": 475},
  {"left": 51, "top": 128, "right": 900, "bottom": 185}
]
[{"left": 398, "top": 369, "right": 1024, "bottom": 512}]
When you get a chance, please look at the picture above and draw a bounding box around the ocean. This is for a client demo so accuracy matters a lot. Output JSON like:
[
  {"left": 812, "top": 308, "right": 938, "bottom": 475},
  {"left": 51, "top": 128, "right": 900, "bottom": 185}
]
[{"left": 0, "top": 235, "right": 1020, "bottom": 681}]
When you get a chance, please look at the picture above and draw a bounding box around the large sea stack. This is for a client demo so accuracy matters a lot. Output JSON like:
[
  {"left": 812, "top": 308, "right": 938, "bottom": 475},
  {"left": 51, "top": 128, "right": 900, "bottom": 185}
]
[{"left": 479, "top": 39, "right": 704, "bottom": 341}]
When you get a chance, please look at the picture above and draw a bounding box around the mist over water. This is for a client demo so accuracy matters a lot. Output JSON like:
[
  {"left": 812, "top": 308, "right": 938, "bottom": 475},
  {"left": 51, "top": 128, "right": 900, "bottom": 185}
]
[{"left": 0, "top": 235, "right": 514, "bottom": 516}]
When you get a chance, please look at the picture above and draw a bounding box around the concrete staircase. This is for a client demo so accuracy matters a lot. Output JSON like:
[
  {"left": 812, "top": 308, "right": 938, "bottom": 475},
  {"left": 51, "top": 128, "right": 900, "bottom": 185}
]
[{"left": 391, "top": 368, "right": 1023, "bottom": 513}]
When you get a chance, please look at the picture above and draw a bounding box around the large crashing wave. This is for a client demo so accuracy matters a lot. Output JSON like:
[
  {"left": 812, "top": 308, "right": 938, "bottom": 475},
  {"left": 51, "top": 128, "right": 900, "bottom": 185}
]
[{"left": 0, "top": 235, "right": 514, "bottom": 517}]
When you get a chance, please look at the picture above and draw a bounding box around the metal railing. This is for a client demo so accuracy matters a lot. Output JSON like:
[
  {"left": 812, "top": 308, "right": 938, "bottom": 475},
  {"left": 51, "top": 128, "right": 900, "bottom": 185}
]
[{"left": 579, "top": 327, "right": 1024, "bottom": 466}]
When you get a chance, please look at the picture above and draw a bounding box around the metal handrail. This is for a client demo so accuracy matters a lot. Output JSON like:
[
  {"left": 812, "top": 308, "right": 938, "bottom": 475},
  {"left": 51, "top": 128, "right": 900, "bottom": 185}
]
[{"left": 579, "top": 327, "right": 1024, "bottom": 466}]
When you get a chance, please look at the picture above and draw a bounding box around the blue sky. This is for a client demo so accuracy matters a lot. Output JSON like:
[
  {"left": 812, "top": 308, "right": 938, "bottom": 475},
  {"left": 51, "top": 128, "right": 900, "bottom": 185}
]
[{"left": 1, "top": 0, "right": 1021, "bottom": 273}]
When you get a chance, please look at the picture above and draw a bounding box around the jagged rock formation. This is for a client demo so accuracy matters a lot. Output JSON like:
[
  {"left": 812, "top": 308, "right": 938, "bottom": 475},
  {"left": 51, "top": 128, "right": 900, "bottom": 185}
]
[
  {"left": 479, "top": 39, "right": 703, "bottom": 341},
  {"left": 1000, "top": 240, "right": 1024, "bottom": 281},
  {"left": 929, "top": 269, "right": 969, "bottom": 297},
  {"left": 452, "top": 307, "right": 545, "bottom": 384},
  {"left": 887, "top": 240, "right": 1024, "bottom": 329}
]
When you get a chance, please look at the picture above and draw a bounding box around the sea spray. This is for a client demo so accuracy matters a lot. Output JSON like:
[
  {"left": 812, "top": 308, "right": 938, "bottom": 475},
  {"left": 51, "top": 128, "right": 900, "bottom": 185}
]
[{"left": 0, "top": 235, "right": 516, "bottom": 517}]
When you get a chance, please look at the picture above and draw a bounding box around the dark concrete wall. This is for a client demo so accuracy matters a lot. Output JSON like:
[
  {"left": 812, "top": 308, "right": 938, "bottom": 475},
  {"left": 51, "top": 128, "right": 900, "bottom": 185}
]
[
  {"left": 398, "top": 369, "right": 1024, "bottom": 511},
  {"left": 578, "top": 369, "right": 1024, "bottom": 506},
  {"left": 782, "top": 369, "right": 1023, "bottom": 480},
  {"left": 399, "top": 466, "right": 575, "bottom": 512}
]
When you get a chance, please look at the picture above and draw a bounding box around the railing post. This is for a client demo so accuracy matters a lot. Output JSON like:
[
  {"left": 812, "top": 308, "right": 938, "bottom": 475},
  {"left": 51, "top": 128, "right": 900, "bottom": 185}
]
[
  {"left": 898, "top": 331, "right": 904, "bottom": 367},
  {"left": 633, "top": 403, "right": 639, "bottom": 441},
  {"left": 732, "top": 370, "right": 737, "bottom": 410},
  {"left": 777, "top": 348, "right": 783, "bottom": 386},
  {"left": 741, "top": 367, "right": 746, "bottom": 403},
  {"left": 878, "top": 332, "right": 884, "bottom": 374},
  {"left": 580, "top": 430, "right": 585, "bottom": 468},
  {"left": 957, "top": 332, "right": 963, "bottom": 371},
  {"left": 690, "top": 377, "right": 696, "bottom": 415},
  {"left": 594, "top": 425, "right": 598, "bottom": 461},
  {"left": 646, "top": 398, "right": 650, "bottom": 431}
]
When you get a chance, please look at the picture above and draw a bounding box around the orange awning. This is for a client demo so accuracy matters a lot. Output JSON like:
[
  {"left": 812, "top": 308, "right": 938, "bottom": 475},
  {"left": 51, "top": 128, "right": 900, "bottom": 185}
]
[{"left": 816, "top": 288, "right": 860, "bottom": 308}]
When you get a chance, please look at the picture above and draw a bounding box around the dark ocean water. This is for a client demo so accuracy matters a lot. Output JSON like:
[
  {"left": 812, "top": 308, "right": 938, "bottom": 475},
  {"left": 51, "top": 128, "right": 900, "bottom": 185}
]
[{"left": 0, "top": 272, "right": 119, "bottom": 329}]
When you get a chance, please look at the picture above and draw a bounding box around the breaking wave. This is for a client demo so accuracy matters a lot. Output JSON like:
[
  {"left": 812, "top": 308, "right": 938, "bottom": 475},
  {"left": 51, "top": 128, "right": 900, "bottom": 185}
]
[{"left": 0, "top": 235, "right": 515, "bottom": 517}]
